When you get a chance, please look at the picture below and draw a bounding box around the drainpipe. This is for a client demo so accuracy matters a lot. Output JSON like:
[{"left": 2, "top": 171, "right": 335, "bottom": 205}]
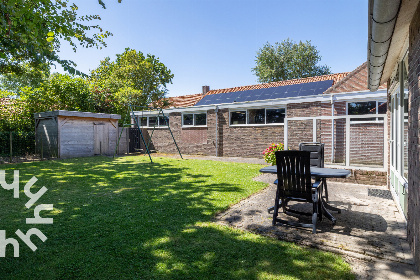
[
  {"left": 215, "top": 105, "right": 219, "bottom": 157},
  {"left": 331, "top": 95, "right": 335, "bottom": 163},
  {"left": 368, "top": 0, "right": 401, "bottom": 91}
]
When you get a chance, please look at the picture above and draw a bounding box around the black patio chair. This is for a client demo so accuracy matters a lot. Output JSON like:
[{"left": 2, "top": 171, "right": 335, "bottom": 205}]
[
  {"left": 299, "top": 142, "right": 329, "bottom": 201},
  {"left": 272, "top": 150, "right": 321, "bottom": 234}
]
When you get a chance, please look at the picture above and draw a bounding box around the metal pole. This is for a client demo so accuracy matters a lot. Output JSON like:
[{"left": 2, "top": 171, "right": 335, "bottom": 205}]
[
  {"left": 9, "top": 131, "right": 12, "bottom": 163},
  {"left": 215, "top": 106, "right": 219, "bottom": 157},
  {"left": 160, "top": 109, "right": 183, "bottom": 159},
  {"left": 331, "top": 100, "right": 335, "bottom": 163},
  {"left": 130, "top": 105, "right": 153, "bottom": 163},
  {"left": 41, "top": 134, "right": 43, "bottom": 160}
]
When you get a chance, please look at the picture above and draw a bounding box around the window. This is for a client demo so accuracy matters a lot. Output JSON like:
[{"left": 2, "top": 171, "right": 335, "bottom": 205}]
[
  {"left": 182, "top": 113, "right": 207, "bottom": 126},
  {"left": 248, "top": 109, "right": 265, "bottom": 124},
  {"left": 195, "top": 113, "right": 206, "bottom": 126},
  {"left": 267, "top": 108, "right": 285, "bottom": 124},
  {"left": 230, "top": 111, "right": 246, "bottom": 125},
  {"left": 230, "top": 108, "right": 285, "bottom": 126},
  {"left": 140, "top": 117, "right": 148, "bottom": 127},
  {"left": 149, "top": 116, "right": 157, "bottom": 127},
  {"left": 158, "top": 116, "right": 169, "bottom": 127},
  {"left": 138, "top": 115, "right": 169, "bottom": 127},
  {"left": 347, "top": 101, "right": 387, "bottom": 122}
]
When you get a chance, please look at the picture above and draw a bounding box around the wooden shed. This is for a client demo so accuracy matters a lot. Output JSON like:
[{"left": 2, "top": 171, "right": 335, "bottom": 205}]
[{"left": 34, "top": 110, "right": 121, "bottom": 158}]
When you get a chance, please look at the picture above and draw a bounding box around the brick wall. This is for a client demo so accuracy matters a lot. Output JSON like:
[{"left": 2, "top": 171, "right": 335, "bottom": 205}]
[
  {"left": 407, "top": 3, "right": 420, "bottom": 272},
  {"left": 218, "top": 109, "right": 284, "bottom": 157},
  {"left": 349, "top": 123, "right": 384, "bottom": 166},
  {"left": 321, "top": 101, "right": 346, "bottom": 164},
  {"left": 141, "top": 111, "right": 217, "bottom": 156},
  {"left": 143, "top": 101, "right": 386, "bottom": 165},
  {"left": 286, "top": 102, "right": 322, "bottom": 149}
]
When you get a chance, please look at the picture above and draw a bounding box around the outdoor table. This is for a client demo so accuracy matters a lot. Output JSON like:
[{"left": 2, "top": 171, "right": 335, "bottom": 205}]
[{"left": 259, "top": 166, "right": 351, "bottom": 224}]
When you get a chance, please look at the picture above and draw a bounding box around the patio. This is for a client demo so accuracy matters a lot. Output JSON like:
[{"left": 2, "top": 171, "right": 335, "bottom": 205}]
[{"left": 215, "top": 172, "right": 418, "bottom": 279}]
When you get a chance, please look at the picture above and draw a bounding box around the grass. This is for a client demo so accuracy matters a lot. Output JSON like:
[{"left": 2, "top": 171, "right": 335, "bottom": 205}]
[{"left": 0, "top": 155, "right": 354, "bottom": 279}]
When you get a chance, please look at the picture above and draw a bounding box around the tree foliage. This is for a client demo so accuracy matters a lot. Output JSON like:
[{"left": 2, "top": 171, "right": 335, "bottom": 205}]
[
  {"left": 252, "top": 38, "right": 331, "bottom": 83},
  {"left": 0, "top": 63, "right": 50, "bottom": 95},
  {"left": 1, "top": 48, "right": 174, "bottom": 131},
  {"left": 90, "top": 48, "right": 174, "bottom": 118},
  {"left": 0, "top": 73, "right": 94, "bottom": 131},
  {"left": 0, "top": 0, "right": 112, "bottom": 75}
]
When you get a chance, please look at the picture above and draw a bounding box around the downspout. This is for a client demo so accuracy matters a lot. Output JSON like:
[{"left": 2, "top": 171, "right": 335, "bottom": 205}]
[
  {"left": 368, "top": 0, "right": 401, "bottom": 91},
  {"left": 331, "top": 95, "right": 335, "bottom": 163},
  {"left": 215, "top": 105, "right": 219, "bottom": 157}
]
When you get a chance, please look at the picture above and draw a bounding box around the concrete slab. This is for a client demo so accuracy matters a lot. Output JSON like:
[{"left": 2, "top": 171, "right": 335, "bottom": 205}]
[{"left": 215, "top": 174, "right": 419, "bottom": 279}]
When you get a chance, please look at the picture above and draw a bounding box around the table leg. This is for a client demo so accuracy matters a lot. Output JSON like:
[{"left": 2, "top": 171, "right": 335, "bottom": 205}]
[
  {"left": 321, "top": 179, "right": 341, "bottom": 213},
  {"left": 319, "top": 179, "right": 337, "bottom": 225}
]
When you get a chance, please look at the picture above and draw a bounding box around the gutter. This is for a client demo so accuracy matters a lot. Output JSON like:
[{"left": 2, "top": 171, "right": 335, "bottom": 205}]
[
  {"left": 132, "top": 90, "right": 388, "bottom": 116},
  {"left": 368, "top": 0, "right": 401, "bottom": 91}
]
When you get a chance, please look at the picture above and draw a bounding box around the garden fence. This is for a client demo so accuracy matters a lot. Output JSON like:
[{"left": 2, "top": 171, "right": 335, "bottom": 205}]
[{"left": 0, "top": 131, "right": 40, "bottom": 164}]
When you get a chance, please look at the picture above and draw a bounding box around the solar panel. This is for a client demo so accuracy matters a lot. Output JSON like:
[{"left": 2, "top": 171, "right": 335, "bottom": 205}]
[{"left": 194, "top": 80, "right": 334, "bottom": 106}]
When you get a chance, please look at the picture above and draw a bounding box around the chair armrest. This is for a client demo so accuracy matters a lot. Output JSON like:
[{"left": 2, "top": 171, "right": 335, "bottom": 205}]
[
  {"left": 273, "top": 179, "right": 283, "bottom": 187},
  {"left": 312, "top": 180, "right": 321, "bottom": 189}
]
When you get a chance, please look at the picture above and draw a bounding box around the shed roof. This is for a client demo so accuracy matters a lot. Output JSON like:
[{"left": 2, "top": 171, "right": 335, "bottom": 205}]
[{"left": 34, "top": 110, "right": 121, "bottom": 120}]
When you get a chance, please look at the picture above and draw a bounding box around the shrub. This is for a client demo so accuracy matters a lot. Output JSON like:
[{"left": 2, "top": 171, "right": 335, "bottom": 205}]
[{"left": 262, "top": 143, "right": 284, "bottom": 165}]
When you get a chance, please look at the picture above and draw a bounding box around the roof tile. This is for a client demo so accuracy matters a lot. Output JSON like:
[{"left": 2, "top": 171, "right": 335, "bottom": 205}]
[{"left": 325, "top": 62, "right": 387, "bottom": 94}]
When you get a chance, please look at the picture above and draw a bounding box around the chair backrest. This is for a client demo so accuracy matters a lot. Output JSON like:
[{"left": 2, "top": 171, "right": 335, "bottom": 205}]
[
  {"left": 299, "top": 142, "right": 324, "bottom": 168},
  {"left": 275, "top": 150, "right": 313, "bottom": 201}
]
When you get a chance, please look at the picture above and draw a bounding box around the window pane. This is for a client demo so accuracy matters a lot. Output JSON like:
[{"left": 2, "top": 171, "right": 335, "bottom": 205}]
[
  {"left": 149, "top": 117, "right": 157, "bottom": 127},
  {"left": 266, "top": 108, "right": 285, "bottom": 123},
  {"left": 230, "top": 111, "right": 246, "bottom": 125},
  {"left": 140, "top": 117, "right": 148, "bottom": 127},
  {"left": 195, "top": 113, "right": 206, "bottom": 126},
  {"left": 348, "top": 101, "right": 377, "bottom": 115},
  {"left": 378, "top": 102, "right": 387, "bottom": 114},
  {"left": 248, "top": 109, "right": 265, "bottom": 124},
  {"left": 183, "top": 114, "right": 193, "bottom": 126},
  {"left": 159, "top": 116, "right": 169, "bottom": 126}
]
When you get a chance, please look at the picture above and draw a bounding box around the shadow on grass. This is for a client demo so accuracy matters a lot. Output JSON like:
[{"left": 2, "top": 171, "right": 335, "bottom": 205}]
[{"left": 0, "top": 156, "right": 353, "bottom": 279}]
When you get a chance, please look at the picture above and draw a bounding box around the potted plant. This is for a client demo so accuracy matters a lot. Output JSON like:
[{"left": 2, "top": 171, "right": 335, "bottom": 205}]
[{"left": 262, "top": 143, "right": 284, "bottom": 165}]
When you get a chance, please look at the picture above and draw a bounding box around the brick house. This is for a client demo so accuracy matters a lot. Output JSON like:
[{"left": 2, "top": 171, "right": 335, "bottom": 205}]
[
  {"left": 133, "top": 63, "right": 387, "bottom": 171},
  {"left": 367, "top": 0, "right": 420, "bottom": 272}
]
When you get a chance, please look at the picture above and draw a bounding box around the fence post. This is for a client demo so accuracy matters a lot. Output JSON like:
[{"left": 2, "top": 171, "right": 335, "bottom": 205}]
[
  {"left": 9, "top": 131, "right": 12, "bottom": 163},
  {"left": 41, "top": 134, "right": 44, "bottom": 160}
]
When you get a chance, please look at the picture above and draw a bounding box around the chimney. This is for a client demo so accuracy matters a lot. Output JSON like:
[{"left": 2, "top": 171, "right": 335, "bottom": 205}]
[{"left": 202, "top": 85, "right": 210, "bottom": 95}]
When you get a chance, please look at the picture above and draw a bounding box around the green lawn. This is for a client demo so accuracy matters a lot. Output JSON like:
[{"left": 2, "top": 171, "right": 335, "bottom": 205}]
[{"left": 0, "top": 156, "right": 354, "bottom": 279}]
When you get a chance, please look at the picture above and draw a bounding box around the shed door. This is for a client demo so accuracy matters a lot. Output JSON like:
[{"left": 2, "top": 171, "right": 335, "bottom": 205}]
[{"left": 94, "top": 123, "right": 109, "bottom": 155}]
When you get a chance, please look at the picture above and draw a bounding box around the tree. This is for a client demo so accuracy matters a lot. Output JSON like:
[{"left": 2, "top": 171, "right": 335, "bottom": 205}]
[
  {"left": 252, "top": 38, "right": 331, "bottom": 83},
  {"left": 0, "top": 0, "right": 114, "bottom": 75},
  {"left": 90, "top": 48, "right": 174, "bottom": 116},
  {"left": 0, "top": 73, "right": 93, "bottom": 131},
  {"left": 20, "top": 73, "right": 94, "bottom": 114},
  {"left": 0, "top": 63, "right": 50, "bottom": 95}
]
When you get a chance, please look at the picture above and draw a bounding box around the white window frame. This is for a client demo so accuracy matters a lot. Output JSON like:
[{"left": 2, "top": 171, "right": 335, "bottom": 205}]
[
  {"left": 182, "top": 112, "right": 207, "bottom": 127},
  {"left": 138, "top": 115, "right": 169, "bottom": 128},
  {"left": 346, "top": 100, "right": 387, "bottom": 124},
  {"left": 229, "top": 107, "right": 286, "bottom": 126}
]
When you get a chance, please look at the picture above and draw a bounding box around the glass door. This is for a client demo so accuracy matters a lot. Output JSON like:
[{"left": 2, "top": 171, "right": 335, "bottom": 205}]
[{"left": 389, "top": 61, "right": 408, "bottom": 217}]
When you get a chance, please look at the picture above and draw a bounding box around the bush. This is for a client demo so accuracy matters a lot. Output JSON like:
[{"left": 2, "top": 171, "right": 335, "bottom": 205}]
[{"left": 262, "top": 143, "right": 284, "bottom": 165}]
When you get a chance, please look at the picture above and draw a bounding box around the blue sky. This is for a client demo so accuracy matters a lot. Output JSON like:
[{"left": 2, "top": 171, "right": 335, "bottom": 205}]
[{"left": 56, "top": 0, "right": 368, "bottom": 97}]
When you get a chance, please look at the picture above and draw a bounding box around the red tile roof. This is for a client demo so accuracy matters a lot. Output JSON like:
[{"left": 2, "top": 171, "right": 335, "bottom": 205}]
[
  {"left": 325, "top": 62, "right": 387, "bottom": 94},
  {"left": 165, "top": 93, "right": 205, "bottom": 108},
  {"left": 206, "top": 73, "right": 349, "bottom": 95},
  {"left": 164, "top": 72, "right": 350, "bottom": 108}
]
